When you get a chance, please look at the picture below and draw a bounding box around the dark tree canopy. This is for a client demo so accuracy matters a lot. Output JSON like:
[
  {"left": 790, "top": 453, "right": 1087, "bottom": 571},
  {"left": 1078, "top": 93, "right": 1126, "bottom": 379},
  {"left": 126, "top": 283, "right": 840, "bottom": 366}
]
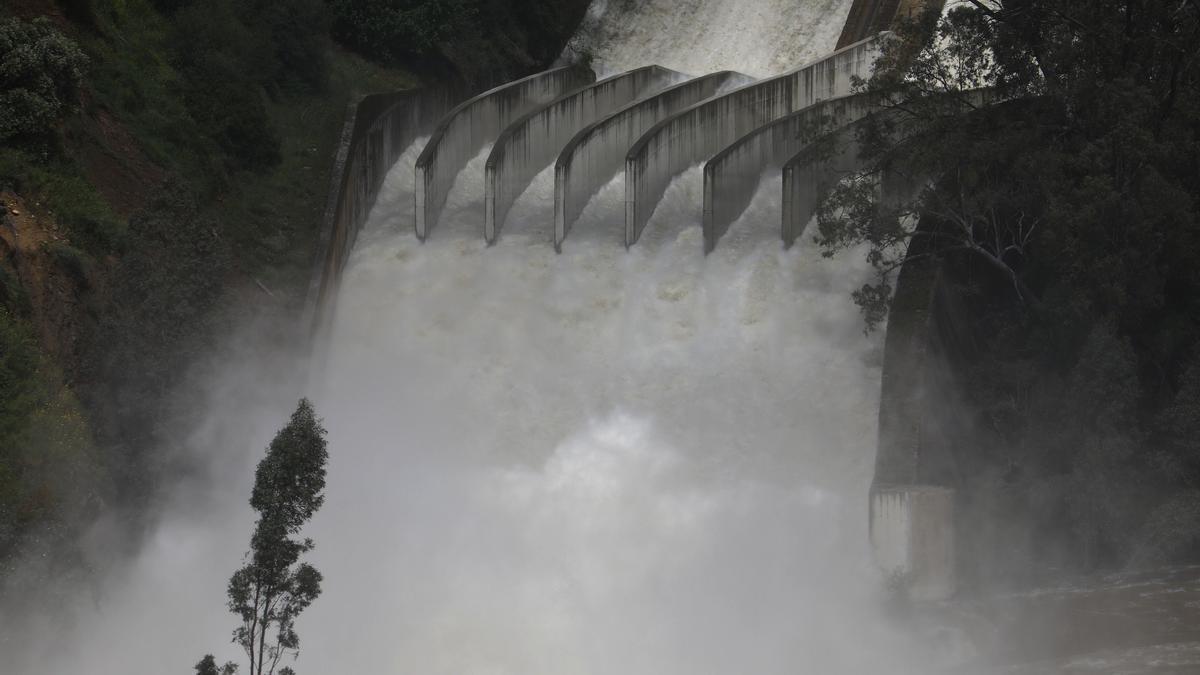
[{"left": 815, "top": 0, "right": 1200, "bottom": 576}]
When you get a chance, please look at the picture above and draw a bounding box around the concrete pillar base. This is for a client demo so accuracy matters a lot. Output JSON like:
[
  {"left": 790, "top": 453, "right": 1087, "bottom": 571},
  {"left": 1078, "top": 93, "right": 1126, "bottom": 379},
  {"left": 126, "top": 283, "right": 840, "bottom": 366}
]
[{"left": 870, "top": 484, "right": 955, "bottom": 601}]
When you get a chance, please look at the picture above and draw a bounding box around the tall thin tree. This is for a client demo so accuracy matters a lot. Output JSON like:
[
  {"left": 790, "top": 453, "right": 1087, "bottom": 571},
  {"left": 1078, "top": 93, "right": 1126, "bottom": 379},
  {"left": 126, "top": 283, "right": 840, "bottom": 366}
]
[{"left": 226, "top": 398, "right": 329, "bottom": 675}]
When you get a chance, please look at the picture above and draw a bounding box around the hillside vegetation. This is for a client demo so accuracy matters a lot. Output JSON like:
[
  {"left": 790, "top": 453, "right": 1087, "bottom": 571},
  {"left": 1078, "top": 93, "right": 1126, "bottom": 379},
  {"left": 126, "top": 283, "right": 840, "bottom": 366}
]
[{"left": 0, "top": 0, "right": 586, "bottom": 587}]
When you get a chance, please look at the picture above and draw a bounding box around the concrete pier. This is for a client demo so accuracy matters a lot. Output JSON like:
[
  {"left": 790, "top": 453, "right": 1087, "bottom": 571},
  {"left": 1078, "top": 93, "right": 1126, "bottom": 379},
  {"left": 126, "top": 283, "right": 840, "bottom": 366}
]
[
  {"left": 779, "top": 120, "right": 870, "bottom": 248},
  {"left": 870, "top": 485, "right": 956, "bottom": 601},
  {"left": 623, "top": 36, "right": 879, "bottom": 247},
  {"left": 552, "top": 71, "right": 752, "bottom": 250},
  {"left": 702, "top": 93, "right": 879, "bottom": 252},
  {"left": 484, "top": 66, "right": 680, "bottom": 243},
  {"left": 415, "top": 66, "right": 594, "bottom": 240}
]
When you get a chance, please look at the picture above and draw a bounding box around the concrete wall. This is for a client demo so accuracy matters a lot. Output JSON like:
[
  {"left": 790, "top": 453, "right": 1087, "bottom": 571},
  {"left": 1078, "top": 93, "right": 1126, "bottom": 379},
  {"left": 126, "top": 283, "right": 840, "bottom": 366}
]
[
  {"left": 869, "top": 218, "right": 957, "bottom": 599},
  {"left": 702, "top": 93, "right": 880, "bottom": 252},
  {"left": 306, "top": 89, "right": 456, "bottom": 335},
  {"left": 483, "top": 66, "right": 680, "bottom": 243},
  {"left": 415, "top": 65, "right": 595, "bottom": 240},
  {"left": 870, "top": 485, "right": 956, "bottom": 601},
  {"left": 552, "top": 71, "right": 751, "bottom": 250},
  {"left": 624, "top": 36, "right": 880, "bottom": 247}
]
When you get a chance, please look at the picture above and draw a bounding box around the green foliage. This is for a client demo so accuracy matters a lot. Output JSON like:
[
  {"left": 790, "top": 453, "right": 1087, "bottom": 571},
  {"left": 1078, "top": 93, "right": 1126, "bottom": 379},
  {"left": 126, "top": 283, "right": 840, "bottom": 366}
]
[
  {"left": 0, "top": 309, "right": 42, "bottom": 447},
  {"left": 246, "top": 0, "right": 332, "bottom": 94},
  {"left": 327, "top": 0, "right": 468, "bottom": 63},
  {"left": 80, "top": 180, "right": 230, "bottom": 493},
  {"left": 0, "top": 17, "right": 88, "bottom": 144},
  {"left": 195, "top": 654, "right": 238, "bottom": 675},
  {"left": 325, "top": 0, "right": 588, "bottom": 84},
  {"left": 0, "top": 147, "right": 127, "bottom": 253},
  {"left": 80, "top": 0, "right": 334, "bottom": 180},
  {"left": 226, "top": 399, "right": 328, "bottom": 675},
  {"left": 168, "top": 0, "right": 282, "bottom": 172},
  {"left": 45, "top": 242, "right": 93, "bottom": 288},
  {"left": 0, "top": 308, "right": 105, "bottom": 562},
  {"left": 0, "top": 264, "right": 30, "bottom": 315}
]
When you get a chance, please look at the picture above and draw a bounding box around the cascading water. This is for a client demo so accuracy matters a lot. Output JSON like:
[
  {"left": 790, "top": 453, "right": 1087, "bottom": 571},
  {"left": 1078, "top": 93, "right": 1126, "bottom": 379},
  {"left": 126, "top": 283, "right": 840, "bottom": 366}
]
[
  {"left": 2, "top": 2, "right": 963, "bottom": 673},
  {"left": 567, "top": 0, "right": 855, "bottom": 76}
]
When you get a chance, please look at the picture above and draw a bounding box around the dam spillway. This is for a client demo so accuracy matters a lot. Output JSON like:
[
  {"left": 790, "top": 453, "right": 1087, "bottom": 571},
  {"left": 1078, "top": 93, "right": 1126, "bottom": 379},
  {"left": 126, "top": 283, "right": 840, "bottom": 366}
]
[
  {"left": 484, "top": 66, "right": 682, "bottom": 244},
  {"left": 8, "top": 1, "right": 973, "bottom": 673},
  {"left": 400, "top": 35, "right": 879, "bottom": 253},
  {"left": 554, "top": 70, "right": 753, "bottom": 250},
  {"left": 623, "top": 37, "right": 877, "bottom": 247},
  {"left": 415, "top": 66, "right": 595, "bottom": 240},
  {"left": 312, "top": 0, "right": 964, "bottom": 624},
  {"left": 312, "top": 0, "right": 956, "bottom": 610}
]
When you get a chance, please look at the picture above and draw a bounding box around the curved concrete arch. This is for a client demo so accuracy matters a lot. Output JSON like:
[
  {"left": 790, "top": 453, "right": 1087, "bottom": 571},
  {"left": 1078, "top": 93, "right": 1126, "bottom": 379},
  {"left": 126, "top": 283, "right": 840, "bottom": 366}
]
[
  {"left": 552, "top": 70, "right": 752, "bottom": 251},
  {"left": 701, "top": 93, "right": 881, "bottom": 253},
  {"left": 484, "top": 66, "right": 682, "bottom": 244},
  {"left": 779, "top": 121, "right": 870, "bottom": 248},
  {"left": 414, "top": 65, "right": 595, "bottom": 240},
  {"left": 623, "top": 36, "right": 881, "bottom": 247}
]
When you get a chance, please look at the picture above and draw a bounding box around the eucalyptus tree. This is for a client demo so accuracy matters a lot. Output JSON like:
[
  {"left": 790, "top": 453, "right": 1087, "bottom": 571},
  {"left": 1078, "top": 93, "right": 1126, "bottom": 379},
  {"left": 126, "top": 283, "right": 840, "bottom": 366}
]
[{"left": 197, "top": 398, "right": 329, "bottom": 675}]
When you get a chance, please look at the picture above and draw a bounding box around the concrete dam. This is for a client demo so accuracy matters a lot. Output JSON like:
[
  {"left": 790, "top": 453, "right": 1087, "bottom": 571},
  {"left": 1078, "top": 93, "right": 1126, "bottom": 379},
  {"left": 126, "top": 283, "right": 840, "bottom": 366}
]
[
  {"left": 314, "top": 0, "right": 956, "bottom": 607},
  {"left": 408, "top": 37, "right": 880, "bottom": 251},
  {"left": 5, "top": 0, "right": 967, "bottom": 672}
]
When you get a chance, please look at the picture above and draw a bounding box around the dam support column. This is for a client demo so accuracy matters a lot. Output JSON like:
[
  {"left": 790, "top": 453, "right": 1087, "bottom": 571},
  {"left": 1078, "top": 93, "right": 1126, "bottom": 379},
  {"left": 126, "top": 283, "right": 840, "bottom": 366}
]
[{"left": 869, "top": 484, "right": 955, "bottom": 602}]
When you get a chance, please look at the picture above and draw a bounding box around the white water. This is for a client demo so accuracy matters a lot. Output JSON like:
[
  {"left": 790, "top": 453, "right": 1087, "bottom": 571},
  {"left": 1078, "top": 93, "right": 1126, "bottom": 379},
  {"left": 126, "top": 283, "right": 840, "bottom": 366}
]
[
  {"left": 1, "top": 2, "right": 954, "bottom": 673},
  {"left": 567, "top": 0, "right": 856, "bottom": 77},
  {"left": 302, "top": 140, "right": 921, "bottom": 673}
]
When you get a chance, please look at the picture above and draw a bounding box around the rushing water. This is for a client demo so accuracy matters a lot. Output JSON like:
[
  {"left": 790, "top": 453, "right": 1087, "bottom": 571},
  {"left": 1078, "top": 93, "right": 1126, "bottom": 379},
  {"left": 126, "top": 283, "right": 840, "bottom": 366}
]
[
  {"left": 566, "top": 0, "right": 855, "bottom": 77},
  {"left": 298, "top": 142, "right": 924, "bottom": 673}
]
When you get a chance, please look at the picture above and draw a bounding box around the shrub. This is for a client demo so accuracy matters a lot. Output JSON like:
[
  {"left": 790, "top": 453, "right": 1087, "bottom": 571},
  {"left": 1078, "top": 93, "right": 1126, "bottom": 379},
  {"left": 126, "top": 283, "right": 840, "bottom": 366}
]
[
  {"left": 0, "top": 148, "right": 126, "bottom": 253},
  {"left": 45, "top": 242, "right": 93, "bottom": 288},
  {"left": 0, "top": 18, "right": 88, "bottom": 143},
  {"left": 81, "top": 179, "right": 231, "bottom": 489},
  {"left": 0, "top": 308, "right": 106, "bottom": 563},
  {"left": 246, "top": 0, "right": 331, "bottom": 94},
  {"left": 327, "top": 0, "right": 467, "bottom": 63},
  {"left": 169, "top": 0, "right": 284, "bottom": 172}
]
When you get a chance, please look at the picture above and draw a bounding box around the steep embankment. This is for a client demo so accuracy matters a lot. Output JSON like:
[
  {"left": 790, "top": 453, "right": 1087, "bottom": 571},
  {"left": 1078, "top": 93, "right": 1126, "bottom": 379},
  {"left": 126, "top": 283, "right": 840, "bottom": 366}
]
[{"left": 0, "top": 0, "right": 587, "bottom": 583}]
